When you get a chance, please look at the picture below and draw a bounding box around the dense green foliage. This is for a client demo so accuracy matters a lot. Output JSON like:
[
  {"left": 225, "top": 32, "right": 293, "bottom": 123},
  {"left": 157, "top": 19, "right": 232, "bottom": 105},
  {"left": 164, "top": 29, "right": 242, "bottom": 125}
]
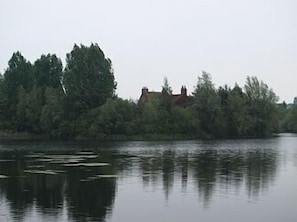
[
  {"left": 0, "top": 44, "right": 295, "bottom": 140},
  {"left": 63, "top": 44, "right": 116, "bottom": 118},
  {"left": 279, "top": 103, "right": 297, "bottom": 133}
]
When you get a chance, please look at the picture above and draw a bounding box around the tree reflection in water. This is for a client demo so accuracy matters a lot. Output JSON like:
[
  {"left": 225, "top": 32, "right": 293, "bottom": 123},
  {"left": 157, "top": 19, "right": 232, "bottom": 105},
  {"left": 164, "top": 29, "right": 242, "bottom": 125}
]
[
  {"left": 0, "top": 140, "right": 279, "bottom": 221},
  {"left": 135, "top": 143, "right": 278, "bottom": 207},
  {"left": 0, "top": 147, "right": 117, "bottom": 222}
]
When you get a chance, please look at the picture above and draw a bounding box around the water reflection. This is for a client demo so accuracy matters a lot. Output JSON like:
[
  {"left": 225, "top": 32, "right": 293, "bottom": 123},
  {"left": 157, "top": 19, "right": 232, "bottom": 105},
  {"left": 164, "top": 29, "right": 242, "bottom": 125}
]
[
  {"left": 135, "top": 146, "right": 278, "bottom": 207},
  {"left": 65, "top": 165, "right": 116, "bottom": 222},
  {"left": 0, "top": 143, "right": 117, "bottom": 222},
  {"left": 0, "top": 139, "right": 283, "bottom": 221}
]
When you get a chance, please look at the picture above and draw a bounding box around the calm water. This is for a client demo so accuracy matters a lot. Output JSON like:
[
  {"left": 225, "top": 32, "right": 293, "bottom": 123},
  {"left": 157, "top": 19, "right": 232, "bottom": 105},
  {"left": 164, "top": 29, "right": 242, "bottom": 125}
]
[{"left": 0, "top": 134, "right": 296, "bottom": 222}]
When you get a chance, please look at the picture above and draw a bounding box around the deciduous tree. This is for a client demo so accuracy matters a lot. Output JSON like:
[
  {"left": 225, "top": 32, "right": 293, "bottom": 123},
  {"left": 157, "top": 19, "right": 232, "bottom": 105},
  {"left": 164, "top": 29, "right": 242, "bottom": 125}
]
[
  {"left": 193, "top": 71, "right": 225, "bottom": 137},
  {"left": 244, "top": 76, "right": 279, "bottom": 136},
  {"left": 63, "top": 43, "right": 116, "bottom": 118}
]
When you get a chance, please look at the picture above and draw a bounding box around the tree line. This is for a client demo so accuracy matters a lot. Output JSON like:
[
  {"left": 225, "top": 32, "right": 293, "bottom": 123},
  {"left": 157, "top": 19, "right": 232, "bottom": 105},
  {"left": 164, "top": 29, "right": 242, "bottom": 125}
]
[{"left": 0, "top": 43, "right": 296, "bottom": 139}]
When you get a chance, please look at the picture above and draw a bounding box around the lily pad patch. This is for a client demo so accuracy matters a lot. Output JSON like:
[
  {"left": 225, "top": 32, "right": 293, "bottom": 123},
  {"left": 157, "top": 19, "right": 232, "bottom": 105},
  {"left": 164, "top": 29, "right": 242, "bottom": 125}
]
[
  {"left": 63, "top": 163, "right": 110, "bottom": 167},
  {"left": 0, "top": 175, "right": 8, "bottom": 179},
  {"left": 80, "top": 174, "right": 118, "bottom": 182},
  {"left": 27, "top": 165, "right": 44, "bottom": 168},
  {"left": 76, "top": 151, "right": 96, "bottom": 155},
  {"left": 24, "top": 170, "right": 57, "bottom": 175},
  {"left": 98, "top": 175, "right": 118, "bottom": 178}
]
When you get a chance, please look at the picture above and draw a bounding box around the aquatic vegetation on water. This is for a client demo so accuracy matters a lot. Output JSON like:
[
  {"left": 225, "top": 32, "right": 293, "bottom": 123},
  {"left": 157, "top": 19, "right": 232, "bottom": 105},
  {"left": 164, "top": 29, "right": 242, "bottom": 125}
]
[
  {"left": 98, "top": 175, "right": 118, "bottom": 178},
  {"left": 80, "top": 174, "right": 118, "bottom": 182},
  {"left": 23, "top": 170, "right": 57, "bottom": 175},
  {"left": 26, "top": 165, "right": 45, "bottom": 168},
  {"left": 63, "top": 163, "right": 110, "bottom": 167},
  {"left": 76, "top": 151, "right": 96, "bottom": 155},
  {"left": 43, "top": 155, "right": 97, "bottom": 159}
]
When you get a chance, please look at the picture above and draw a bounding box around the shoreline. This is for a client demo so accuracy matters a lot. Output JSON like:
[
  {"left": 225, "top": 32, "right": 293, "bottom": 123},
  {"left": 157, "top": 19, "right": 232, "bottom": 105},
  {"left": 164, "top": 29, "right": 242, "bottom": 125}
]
[{"left": 0, "top": 131, "right": 286, "bottom": 142}]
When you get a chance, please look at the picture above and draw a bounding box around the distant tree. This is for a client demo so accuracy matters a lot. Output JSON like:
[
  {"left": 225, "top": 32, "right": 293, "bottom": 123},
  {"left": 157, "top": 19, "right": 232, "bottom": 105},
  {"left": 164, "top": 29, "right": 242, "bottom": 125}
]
[
  {"left": 162, "top": 77, "right": 172, "bottom": 95},
  {"left": 87, "top": 98, "right": 137, "bottom": 137},
  {"left": 161, "top": 77, "right": 173, "bottom": 112},
  {"left": 244, "top": 76, "right": 278, "bottom": 103},
  {"left": 227, "top": 84, "right": 249, "bottom": 136},
  {"left": 63, "top": 43, "right": 116, "bottom": 118},
  {"left": 0, "top": 76, "right": 9, "bottom": 129},
  {"left": 217, "top": 85, "right": 230, "bottom": 136},
  {"left": 277, "top": 102, "right": 289, "bottom": 132},
  {"left": 281, "top": 105, "right": 297, "bottom": 133},
  {"left": 171, "top": 106, "right": 196, "bottom": 134},
  {"left": 33, "top": 54, "right": 63, "bottom": 90},
  {"left": 40, "top": 87, "right": 64, "bottom": 136},
  {"left": 140, "top": 96, "right": 160, "bottom": 133},
  {"left": 2, "top": 52, "right": 33, "bottom": 128},
  {"left": 15, "top": 85, "right": 42, "bottom": 132},
  {"left": 31, "top": 54, "right": 64, "bottom": 133},
  {"left": 193, "top": 71, "right": 225, "bottom": 137},
  {"left": 244, "top": 76, "right": 279, "bottom": 136},
  {"left": 288, "top": 107, "right": 297, "bottom": 132},
  {"left": 4, "top": 52, "right": 33, "bottom": 94}
]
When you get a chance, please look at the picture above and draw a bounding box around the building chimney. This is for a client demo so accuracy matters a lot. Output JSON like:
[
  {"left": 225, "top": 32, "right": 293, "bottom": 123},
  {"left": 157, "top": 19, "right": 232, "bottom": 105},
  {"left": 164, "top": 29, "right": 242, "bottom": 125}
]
[
  {"left": 142, "top": 87, "right": 149, "bottom": 95},
  {"left": 181, "top": 86, "right": 187, "bottom": 96}
]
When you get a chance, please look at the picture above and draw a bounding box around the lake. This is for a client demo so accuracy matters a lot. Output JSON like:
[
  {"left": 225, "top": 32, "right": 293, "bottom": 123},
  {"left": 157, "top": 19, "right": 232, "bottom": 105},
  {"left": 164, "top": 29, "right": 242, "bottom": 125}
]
[{"left": 0, "top": 134, "right": 296, "bottom": 222}]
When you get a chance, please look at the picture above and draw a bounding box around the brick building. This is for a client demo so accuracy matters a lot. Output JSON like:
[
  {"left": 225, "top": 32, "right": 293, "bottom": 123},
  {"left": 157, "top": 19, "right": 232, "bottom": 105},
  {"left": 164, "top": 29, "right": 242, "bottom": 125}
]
[{"left": 138, "top": 86, "right": 193, "bottom": 107}]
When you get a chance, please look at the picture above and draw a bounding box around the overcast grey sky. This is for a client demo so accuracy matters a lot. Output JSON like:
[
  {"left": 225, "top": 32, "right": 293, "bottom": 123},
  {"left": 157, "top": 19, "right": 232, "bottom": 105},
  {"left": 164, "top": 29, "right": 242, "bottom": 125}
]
[{"left": 1, "top": 0, "right": 296, "bottom": 102}]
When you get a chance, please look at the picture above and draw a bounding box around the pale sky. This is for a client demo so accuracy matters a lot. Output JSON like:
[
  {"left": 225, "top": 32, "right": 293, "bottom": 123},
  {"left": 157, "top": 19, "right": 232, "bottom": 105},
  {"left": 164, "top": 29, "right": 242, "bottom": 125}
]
[{"left": 1, "top": 0, "right": 296, "bottom": 103}]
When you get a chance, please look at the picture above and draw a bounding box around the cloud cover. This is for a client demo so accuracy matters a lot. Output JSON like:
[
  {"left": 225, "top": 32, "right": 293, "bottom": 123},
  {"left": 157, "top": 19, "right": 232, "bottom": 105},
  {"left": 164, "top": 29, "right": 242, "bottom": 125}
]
[{"left": 0, "top": 0, "right": 296, "bottom": 102}]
